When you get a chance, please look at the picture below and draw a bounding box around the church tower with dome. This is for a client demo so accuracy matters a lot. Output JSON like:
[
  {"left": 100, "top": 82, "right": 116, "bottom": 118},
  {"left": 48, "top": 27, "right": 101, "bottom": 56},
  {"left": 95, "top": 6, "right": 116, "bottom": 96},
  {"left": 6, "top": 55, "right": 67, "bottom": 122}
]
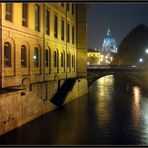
[
  {"left": 101, "top": 28, "right": 118, "bottom": 55},
  {"left": 100, "top": 28, "right": 118, "bottom": 65}
]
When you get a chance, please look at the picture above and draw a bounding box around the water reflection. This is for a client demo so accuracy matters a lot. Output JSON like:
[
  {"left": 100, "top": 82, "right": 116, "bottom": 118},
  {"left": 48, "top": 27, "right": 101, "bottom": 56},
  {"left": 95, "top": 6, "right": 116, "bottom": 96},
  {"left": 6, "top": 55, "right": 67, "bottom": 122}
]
[{"left": 1, "top": 75, "right": 148, "bottom": 145}]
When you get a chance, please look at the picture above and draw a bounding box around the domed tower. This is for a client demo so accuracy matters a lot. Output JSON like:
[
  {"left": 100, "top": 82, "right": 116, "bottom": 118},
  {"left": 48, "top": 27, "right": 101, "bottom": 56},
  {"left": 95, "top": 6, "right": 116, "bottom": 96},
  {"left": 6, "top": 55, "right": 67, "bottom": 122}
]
[{"left": 101, "top": 28, "right": 117, "bottom": 55}]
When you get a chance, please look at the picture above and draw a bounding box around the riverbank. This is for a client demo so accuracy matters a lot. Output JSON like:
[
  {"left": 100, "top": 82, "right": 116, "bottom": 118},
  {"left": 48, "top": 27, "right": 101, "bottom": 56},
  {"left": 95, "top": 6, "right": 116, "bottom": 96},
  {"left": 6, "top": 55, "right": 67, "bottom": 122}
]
[{"left": 0, "top": 78, "right": 88, "bottom": 136}]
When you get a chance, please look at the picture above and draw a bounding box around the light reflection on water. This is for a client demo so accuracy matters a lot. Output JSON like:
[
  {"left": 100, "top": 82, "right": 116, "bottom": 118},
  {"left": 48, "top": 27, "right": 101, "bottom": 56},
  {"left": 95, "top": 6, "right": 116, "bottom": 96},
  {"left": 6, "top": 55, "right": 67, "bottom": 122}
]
[
  {"left": 1, "top": 75, "right": 148, "bottom": 145},
  {"left": 89, "top": 75, "right": 148, "bottom": 145}
]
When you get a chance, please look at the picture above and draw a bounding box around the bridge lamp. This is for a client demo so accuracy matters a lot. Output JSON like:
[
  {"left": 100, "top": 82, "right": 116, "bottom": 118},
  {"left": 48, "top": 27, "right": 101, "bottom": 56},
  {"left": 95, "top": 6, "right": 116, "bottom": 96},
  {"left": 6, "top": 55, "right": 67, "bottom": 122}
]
[
  {"left": 139, "top": 58, "right": 143, "bottom": 63},
  {"left": 145, "top": 49, "right": 148, "bottom": 54}
]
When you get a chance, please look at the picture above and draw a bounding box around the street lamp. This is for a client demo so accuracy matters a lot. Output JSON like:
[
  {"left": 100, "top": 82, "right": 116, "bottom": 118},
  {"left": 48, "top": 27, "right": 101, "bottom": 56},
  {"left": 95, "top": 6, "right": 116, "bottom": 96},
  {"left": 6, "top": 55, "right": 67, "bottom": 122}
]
[
  {"left": 145, "top": 49, "right": 148, "bottom": 54},
  {"left": 139, "top": 58, "right": 144, "bottom": 63}
]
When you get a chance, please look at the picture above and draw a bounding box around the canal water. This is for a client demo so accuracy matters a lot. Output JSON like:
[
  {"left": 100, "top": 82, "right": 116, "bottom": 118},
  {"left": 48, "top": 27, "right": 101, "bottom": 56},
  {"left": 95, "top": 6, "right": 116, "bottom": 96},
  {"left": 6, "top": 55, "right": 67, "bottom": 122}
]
[{"left": 0, "top": 75, "right": 148, "bottom": 145}]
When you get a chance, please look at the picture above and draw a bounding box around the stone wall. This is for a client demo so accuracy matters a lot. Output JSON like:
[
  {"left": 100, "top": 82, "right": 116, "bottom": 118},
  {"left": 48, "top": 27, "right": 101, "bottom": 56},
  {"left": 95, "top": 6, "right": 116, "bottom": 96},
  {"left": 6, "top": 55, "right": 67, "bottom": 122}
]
[{"left": 0, "top": 78, "right": 88, "bottom": 136}]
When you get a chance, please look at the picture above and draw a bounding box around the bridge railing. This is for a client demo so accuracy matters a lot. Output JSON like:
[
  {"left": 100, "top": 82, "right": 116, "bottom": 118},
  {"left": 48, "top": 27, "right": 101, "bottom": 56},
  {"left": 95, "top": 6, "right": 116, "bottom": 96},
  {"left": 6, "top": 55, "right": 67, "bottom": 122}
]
[{"left": 87, "top": 65, "right": 146, "bottom": 72}]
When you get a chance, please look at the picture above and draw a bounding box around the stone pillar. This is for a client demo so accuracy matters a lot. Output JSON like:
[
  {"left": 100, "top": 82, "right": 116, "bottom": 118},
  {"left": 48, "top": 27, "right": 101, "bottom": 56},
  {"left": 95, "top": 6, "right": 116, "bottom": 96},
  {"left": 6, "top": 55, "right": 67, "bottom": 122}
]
[{"left": 76, "top": 4, "right": 88, "bottom": 78}]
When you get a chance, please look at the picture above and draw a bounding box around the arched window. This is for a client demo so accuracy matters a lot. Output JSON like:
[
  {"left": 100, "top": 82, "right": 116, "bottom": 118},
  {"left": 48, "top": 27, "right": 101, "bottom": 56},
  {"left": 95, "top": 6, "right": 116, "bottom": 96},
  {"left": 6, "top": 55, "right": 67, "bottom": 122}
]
[
  {"left": 67, "top": 53, "right": 69, "bottom": 67},
  {"left": 21, "top": 45, "right": 27, "bottom": 67},
  {"left": 72, "top": 55, "right": 74, "bottom": 67},
  {"left": 34, "top": 47, "right": 39, "bottom": 67},
  {"left": 54, "top": 51, "right": 57, "bottom": 67},
  {"left": 48, "top": 48, "right": 51, "bottom": 71},
  {"left": 45, "top": 49, "right": 49, "bottom": 67},
  {"left": 54, "top": 49, "right": 59, "bottom": 68},
  {"left": 69, "top": 53, "right": 71, "bottom": 67},
  {"left": 4, "top": 42, "right": 11, "bottom": 67},
  {"left": 61, "top": 52, "right": 64, "bottom": 67}
]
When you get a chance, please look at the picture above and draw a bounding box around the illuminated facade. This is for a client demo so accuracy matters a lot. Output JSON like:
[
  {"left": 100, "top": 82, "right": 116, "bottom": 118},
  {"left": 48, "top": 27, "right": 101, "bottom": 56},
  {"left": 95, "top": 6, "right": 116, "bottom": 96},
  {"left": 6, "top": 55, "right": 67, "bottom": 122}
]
[
  {"left": 101, "top": 28, "right": 117, "bottom": 55},
  {"left": 0, "top": 3, "right": 88, "bottom": 135},
  {"left": 87, "top": 49, "right": 101, "bottom": 66},
  {"left": 0, "top": 3, "right": 87, "bottom": 89},
  {"left": 100, "top": 28, "right": 117, "bottom": 65}
]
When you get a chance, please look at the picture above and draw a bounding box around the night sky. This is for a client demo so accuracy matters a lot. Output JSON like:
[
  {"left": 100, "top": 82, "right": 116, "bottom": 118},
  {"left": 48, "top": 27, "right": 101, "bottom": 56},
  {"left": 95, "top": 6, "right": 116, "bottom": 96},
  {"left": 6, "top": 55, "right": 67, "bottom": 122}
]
[{"left": 87, "top": 3, "right": 148, "bottom": 50}]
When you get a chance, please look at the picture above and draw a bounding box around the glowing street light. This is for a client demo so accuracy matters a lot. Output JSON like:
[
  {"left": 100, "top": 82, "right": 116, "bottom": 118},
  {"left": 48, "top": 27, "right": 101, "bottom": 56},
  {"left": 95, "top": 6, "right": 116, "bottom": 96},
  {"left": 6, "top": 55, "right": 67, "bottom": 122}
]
[
  {"left": 139, "top": 58, "right": 143, "bottom": 63},
  {"left": 145, "top": 49, "right": 148, "bottom": 54}
]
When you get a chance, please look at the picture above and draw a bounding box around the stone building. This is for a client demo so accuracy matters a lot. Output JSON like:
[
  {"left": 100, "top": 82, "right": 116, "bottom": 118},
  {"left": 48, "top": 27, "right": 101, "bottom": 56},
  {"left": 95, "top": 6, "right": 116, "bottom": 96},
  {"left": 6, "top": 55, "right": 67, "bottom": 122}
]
[
  {"left": 101, "top": 28, "right": 117, "bottom": 55},
  {"left": 0, "top": 3, "right": 88, "bottom": 135},
  {"left": 101, "top": 28, "right": 117, "bottom": 65},
  {"left": 87, "top": 48, "right": 101, "bottom": 66}
]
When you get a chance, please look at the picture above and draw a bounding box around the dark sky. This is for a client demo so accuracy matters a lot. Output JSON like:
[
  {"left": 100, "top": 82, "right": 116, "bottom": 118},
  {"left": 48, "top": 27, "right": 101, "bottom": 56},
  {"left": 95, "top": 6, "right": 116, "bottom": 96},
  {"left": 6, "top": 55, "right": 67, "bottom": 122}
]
[{"left": 87, "top": 3, "right": 148, "bottom": 49}]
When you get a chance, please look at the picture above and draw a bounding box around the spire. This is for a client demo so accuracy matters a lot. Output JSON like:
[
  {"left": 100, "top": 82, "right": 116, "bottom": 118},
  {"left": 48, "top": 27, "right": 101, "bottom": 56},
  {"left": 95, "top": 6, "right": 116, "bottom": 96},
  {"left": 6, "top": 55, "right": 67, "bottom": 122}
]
[{"left": 107, "top": 27, "right": 111, "bottom": 36}]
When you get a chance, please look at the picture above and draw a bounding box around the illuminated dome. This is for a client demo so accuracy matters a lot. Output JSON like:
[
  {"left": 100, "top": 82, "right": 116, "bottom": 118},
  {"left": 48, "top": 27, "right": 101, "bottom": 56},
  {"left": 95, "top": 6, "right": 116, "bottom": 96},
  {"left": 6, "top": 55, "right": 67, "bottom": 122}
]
[{"left": 101, "top": 28, "right": 117, "bottom": 54}]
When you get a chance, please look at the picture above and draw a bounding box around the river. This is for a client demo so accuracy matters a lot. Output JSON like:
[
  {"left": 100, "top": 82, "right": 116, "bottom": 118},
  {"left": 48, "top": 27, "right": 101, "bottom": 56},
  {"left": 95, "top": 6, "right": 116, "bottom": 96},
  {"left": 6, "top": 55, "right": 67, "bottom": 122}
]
[{"left": 0, "top": 75, "right": 148, "bottom": 145}]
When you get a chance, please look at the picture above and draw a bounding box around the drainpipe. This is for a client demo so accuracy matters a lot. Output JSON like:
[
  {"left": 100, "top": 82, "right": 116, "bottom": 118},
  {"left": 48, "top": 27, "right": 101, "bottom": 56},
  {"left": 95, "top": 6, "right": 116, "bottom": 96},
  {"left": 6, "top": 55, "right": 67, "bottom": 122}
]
[{"left": 43, "top": 4, "right": 48, "bottom": 100}]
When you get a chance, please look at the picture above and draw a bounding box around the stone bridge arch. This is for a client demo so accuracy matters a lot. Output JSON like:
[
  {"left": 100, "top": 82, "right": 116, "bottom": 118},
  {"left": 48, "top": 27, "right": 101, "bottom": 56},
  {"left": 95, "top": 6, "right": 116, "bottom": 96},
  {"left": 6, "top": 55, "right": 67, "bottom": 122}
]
[{"left": 87, "top": 71, "right": 144, "bottom": 87}]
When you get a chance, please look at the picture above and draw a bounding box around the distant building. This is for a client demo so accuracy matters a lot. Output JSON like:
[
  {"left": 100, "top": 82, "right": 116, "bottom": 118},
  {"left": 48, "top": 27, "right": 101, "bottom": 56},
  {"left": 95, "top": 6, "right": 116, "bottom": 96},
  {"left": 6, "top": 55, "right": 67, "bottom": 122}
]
[
  {"left": 101, "top": 28, "right": 117, "bottom": 55},
  {"left": 87, "top": 48, "right": 101, "bottom": 66},
  {"left": 101, "top": 28, "right": 117, "bottom": 65}
]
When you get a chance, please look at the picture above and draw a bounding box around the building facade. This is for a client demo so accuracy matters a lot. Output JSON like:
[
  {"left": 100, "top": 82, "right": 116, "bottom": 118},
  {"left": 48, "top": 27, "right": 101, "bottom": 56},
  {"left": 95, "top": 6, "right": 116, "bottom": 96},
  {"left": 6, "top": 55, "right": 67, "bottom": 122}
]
[
  {"left": 101, "top": 28, "right": 117, "bottom": 55},
  {"left": 0, "top": 3, "right": 88, "bottom": 135},
  {"left": 101, "top": 28, "right": 117, "bottom": 65},
  {"left": 1, "top": 3, "right": 79, "bottom": 88},
  {"left": 87, "top": 48, "right": 101, "bottom": 66}
]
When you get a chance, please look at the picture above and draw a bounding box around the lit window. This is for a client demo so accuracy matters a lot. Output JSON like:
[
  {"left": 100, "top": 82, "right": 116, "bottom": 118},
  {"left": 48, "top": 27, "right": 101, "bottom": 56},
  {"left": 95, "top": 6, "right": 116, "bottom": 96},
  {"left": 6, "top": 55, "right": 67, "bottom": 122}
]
[
  {"left": 34, "top": 47, "right": 39, "bottom": 67},
  {"left": 4, "top": 42, "right": 11, "bottom": 67},
  {"left": 21, "top": 45, "right": 27, "bottom": 67},
  {"left": 45, "top": 49, "right": 49, "bottom": 67}
]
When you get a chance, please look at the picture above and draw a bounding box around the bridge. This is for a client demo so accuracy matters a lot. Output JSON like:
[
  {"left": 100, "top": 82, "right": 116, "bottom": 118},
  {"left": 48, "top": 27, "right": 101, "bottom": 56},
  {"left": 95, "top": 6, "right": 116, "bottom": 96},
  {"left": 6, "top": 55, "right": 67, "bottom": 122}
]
[{"left": 87, "top": 65, "right": 146, "bottom": 86}]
